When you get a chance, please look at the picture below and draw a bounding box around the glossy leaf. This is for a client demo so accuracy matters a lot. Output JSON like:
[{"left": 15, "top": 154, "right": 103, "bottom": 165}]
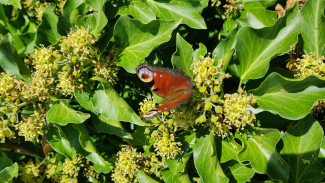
[
  {"left": 212, "top": 26, "right": 238, "bottom": 71},
  {"left": 92, "top": 115, "right": 132, "bottom": 139},
  {"left": 193, "top": 132, "right": 229, "bottom": 183},
  {"left": 47, "top": 101, "right": 90, "bottom": 126},
  {"left": 251, "top": 73, "right": 325, "bottom": 120},
  {"left": 171, "top": 33, "right": 194, "bottom": 77},
  {"left": 74, "top": 0, "right": 108, "bottom": 34},
  {"left": 90, "top": 81, "right": 146, "bottom": 126},
  {"left": 45, "top": 124, "right": 76, "bottom": 158},
  {"left": 244, "top": 6, "right": 277, "bottom": 28},
  {"left": 319, "top": 136, "right": 325, "bottom": 165},
  {"left": 228, "top": 6, "right": 300, "bottom": 82},
  {"left": 72, "top": 124, "right": 112, "bottom": 173},
  {"left": 0, "top": 34, "right": 31, "bottom": 80},
  {"left": 0, "top": 0, "right": 21, "bottom": 8},
  {"left": 36, "top": 4, "right": 62, "bottom": 46},
  {"left": 114, "top": 15, "right": 181, "bottom": 73},
  {"left": 300, "top": 0, "right": 325, "bottom": 57},
  {"left": 117, "top": 0, "right": 206, "bottom": 29},
  {"left": 237, "top": 128, "right": 290, "bottom": 181},
  {"left": 280, "top": 115, "right": 325, "bottom": 183},
  {"left": 193, "top": 43, "right": 207, "bottom": 61},
  {"left": 0, "top": 152, "right": 18, "bottom": 183},
  {"left": 217, "top": 137, "right": 242, "bottom": 163},
  {"left": 162, "top": 152, "right": 192, "bottom": 183},
  {"left": 138, "top": 170, "right": 159, "bottom": 183},
  {"left": 223, "top": 160, "right": 255, "bottom": 183}
]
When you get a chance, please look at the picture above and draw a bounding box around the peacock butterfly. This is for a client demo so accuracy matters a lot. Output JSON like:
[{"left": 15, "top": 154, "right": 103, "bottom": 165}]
[{"left": 136, "top": 62, "right": 193, "bottom": 118}]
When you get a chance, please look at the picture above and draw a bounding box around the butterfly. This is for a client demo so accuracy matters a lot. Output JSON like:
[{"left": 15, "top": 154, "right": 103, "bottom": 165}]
[{"left": 136, "top": 62, "right": 194, "bottom": 118}]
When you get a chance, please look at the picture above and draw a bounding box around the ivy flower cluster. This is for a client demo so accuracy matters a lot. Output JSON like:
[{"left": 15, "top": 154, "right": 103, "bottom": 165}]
[
  {"left": 191, "top": 56, "right": 256, "bottom": 137},
  {"left": 211, "top": 0, "right": 244, "bottom": 19},
  {"left": 19, "top": 155, "right": 98, "bottom": 183},
  {"left": 111, "top": 146, "right": 154, "bottom": 183},
  {"left": 286, "top": 53, "right": 325, "bottom": 78},
  {"left": 22, "top": 0, "right": 66, "bottom": 20}
]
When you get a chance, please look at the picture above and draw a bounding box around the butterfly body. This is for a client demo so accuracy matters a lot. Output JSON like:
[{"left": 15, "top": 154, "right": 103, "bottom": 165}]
[{"left": 136, "top": 62, "right": 193, "bottom": 118}]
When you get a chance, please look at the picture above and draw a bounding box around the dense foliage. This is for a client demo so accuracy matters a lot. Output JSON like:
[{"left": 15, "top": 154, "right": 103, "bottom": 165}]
[{"left": 0, "top": 0, "right": 324, "bottom": 182}]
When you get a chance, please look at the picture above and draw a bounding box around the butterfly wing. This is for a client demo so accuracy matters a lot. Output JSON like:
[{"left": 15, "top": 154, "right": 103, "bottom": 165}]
[{"left": 136, "top": 62, "right": 193, "bottom": 118}]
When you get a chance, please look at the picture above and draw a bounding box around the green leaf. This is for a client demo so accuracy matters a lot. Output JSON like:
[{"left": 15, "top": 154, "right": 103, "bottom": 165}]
[
  {"left": 171, "top": 33, "right": 194, "bottom": 77},
  {"left": 161, "top": 152, "right": 192, "bottom": 183},
  {"left": 117, "top": 1, "right": 155, "bottom": 24},
  {"left": 217, "top": 137, "right": 242, "bottom": 163},
  {"left": 36, "top": 4, "right": 62, "bottom": 46},
  {"left": 0, "top": 0, "right": 21, "bottom": 9},
  {"left": 251, "top": 73, "right": 325, "bottom": 120},
  {"left": 244, "top": 6, "right": 277, "bottom": 28},
  {"left": 72, "top": 124, "right": 112, "bottom": 174},
  {"left": 90, "top": 81, "right": 146, "bottom": 126},
  {"left": 223, "top": 160, "right": 255, "bottom": 183},
  {"left": 117, "top": 0, "right": 206, "bottom": 29},
  {"left": 0, "top": 151, "right": 18, "bottom": 182},
  {"left": 92, "top": 115, "right": 132, "bottom": 139},
  {"left": 193, "top": 132, "right": 229, "bottom": 183},
  {"left": 138, "top": 170, "right": 160, "bottom": 183},
  {"left": 228, "top": 6, "right": 300, "bottom": 82},
  {"left": 212, "top": 26, "right": 238, "bottom": 71},
  {"left": 319, "top": 136, "right": 325, "bottom": 165},
  {"left": 280, "top": 115, "right": 325, "bottom": 183},
  {"left": 74, "top": 0, "right": 108, "bottom": 34},
  {"left": 127, "top": 126, "right": 148, "bottom": 147},
  {"left": 300, "top": 0, "right": 325, "bottom": 58},
  {"left": 0, "top": 156, "right": 18, "bottom": 183},
  {"left": 0, "top": 34, "right": 31, "bottom": 80},
  {"left": 45, "top": 124, "right": 76, "bottom": 158},
  {"left": 75, "top": 88, "right": 94, "bottom": 111},
  {"left": 193, "top": 43, "right": 207, "bottom": 61},
  {"left": 114, "top": 15, "right": 181, "bottom": 73},
  {"left": 237, "top": 128, "right": 290, "bottom": 182},
  {"left": 47, "top": 101, "right": 91, "bottom": 126}
]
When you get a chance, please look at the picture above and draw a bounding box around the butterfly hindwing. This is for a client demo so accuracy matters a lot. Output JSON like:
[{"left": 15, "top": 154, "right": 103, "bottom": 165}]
[{"left": 136, "top": 62, "right": 193, "bottom": 118}]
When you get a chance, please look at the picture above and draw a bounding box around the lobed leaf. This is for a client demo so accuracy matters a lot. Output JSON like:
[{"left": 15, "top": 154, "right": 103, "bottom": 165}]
[
  {"left": 114, "top": 15, "right": 181, "bottom": 73},
  {"left": 223, "top": 160, "right": 255, "bottom": 183},
  {"left": 280, "top": 115, "right": 325, "bottom": 183},
  {"left": 251, "top": 73, "right": 325, "bottom": 120},
  {"left": 117, "top": 0, "right": 206, "bottom": 29},
  {"left": 237, "top": 128, "right": 290, "bottom": 181},
  {"left": 171, "top": 33, "right": 194, "bottom": 77},
  {"left": 228, "top": 5, "right": 300, "bottom": 82}
]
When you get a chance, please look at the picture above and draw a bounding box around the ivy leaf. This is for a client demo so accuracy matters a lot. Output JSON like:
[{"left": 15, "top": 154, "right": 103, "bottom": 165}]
[
  {"left": 228, "top": 5, "right": 300, "bottom": 82},
  {"left": 0, "top": 152, "right": 18, "bottom": 183},
  {"left": 193, "top": 132, "right": 229, "bottom": 183},
  {"left": 193, "top": 43, "right": 207, "bottom": 61},
  {"left": 212, "top": 26, "right": 238, "bottom": 71},
  {"left": 223, "top": 160, "right": 255, "bottom": 183},
  {"left": 217, "top": 137, "right": 242, "bottom": 163},
  {"left": 171, "top": 33, "right": 194, "bottom": 77},
  {"left": 90, "top": 81, "right": 146, "bottom": 126},
  {"left": 92, "top": 114, "right": 132, "bottom": 139},
  {"left": 0, "top": 0, "right": 21, "bottom": 9},
  {"left": 114, "top": 15, "right": 181, "bottom": 73},
  {"left": 244, "top": 5, "right": 277, "bottom": 28},
  {"left": 0, "top": 34, "right": 31, "bottom": 80},
  {"left": 117, "top": 0, "right": 206, "bottom": 29},
  {"left": 162, "top": 152, "right": 192, "bottom": 183},
  {"left": 36, "top": 4, "right": 62, "bottom": 46},
  {"left": 319, "top": 137, "right": 325, "bottom": 165},
  {"left": 280, "top": 115, "right": 325, "bottom": 183},
  {"left": 300, "top": 0, "right": 325, "bottom": 58},
  {"left": 237, "top": 128, "right": 290, "bottom": 181},
  {"left": 72, "top": 124, "right": 113, "bottom": 174},
  {"left": 47, "top": 101, "right": 91, "bottom": 126},
  {"left": 251, "top": 73, "right": 325, "bottom": 120},
  {"left": 117, "top": 1, "right": 155, "bottom": 24},
  {"left": 45, "top": 124, "right": 76, "bottom": 158},
  {"left": 138, "top": 170, "right": 159, "bottom": 183},
  {"left": 74, "top": 0, "right": 108, "bottom": 34}
]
